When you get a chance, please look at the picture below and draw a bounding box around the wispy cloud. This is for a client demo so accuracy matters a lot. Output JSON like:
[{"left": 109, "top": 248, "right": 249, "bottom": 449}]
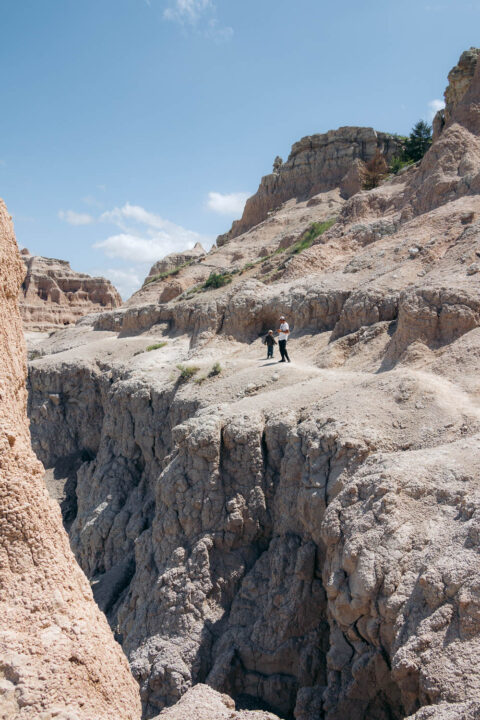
[
  {"left": 207, "top": 191, "right": 250, "bottom": 216},
  {"left": 94, "top": 202, "right": 211, "bottom": 263},
  {"left": 58, "top": 209, "right": 94, "bottom": 226},
  {"left": 206, "top": 17, "right": 233, "bottom": 42},
  {"left": 428, "top": 98, "right": 445, "bottom": 120},
  {"left": 163, "top": 0, "right": 233, "bottom": 40},
  {"left": 82, "top": 195, "right": 104, "bottom": 209},
  {"left": 164, "top": 0, "right": 212, "bottom": 24}
]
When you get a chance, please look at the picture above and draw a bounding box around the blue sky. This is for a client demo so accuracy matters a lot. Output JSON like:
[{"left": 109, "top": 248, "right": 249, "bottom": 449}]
[{"left": 1, "top": 0, "right": 478, "bottom": 298}]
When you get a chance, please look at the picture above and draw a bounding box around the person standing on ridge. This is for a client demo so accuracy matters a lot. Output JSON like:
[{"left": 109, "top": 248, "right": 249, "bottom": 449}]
[
  {"left": 263, "top": 329, "right": 277, "bottom": 359},
  {"left": 277, "top": 315, "right": 291, "bottom": 363}
]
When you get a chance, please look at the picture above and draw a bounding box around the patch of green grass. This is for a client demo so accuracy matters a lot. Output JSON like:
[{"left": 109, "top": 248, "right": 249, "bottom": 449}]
[
  {"left": 209, "top": 362, "right": 222, "bottom": 377},
  {"left": 176, "top": 364, "right": 200, "bottom": 382},
  {"left": 202, "top": 271, "right": 233, "bottom": 290},
  {"left": 389, "top": 156, "right": 415, "bottom": 174},
  {"left": 289, "top": 218, "right": 336, "bottom": 255},
  {"left": 146, "top": 342, "right": 167, "bottom": 352}
]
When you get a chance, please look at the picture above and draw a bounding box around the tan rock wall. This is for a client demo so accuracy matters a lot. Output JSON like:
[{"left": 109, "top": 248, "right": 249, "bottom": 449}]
[{"left": 0, "top": 200, "right": 141, "bottom": 719}]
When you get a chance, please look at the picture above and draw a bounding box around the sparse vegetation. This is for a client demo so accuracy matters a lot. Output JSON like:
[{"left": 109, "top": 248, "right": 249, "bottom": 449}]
[
  {"left": 193, "top": 362, "right": 222, "bottom": 384},
  {"left": 239, "top": 261, "right": 256, "bottom": 274},
  {"left": 176, "top": 364, "right": 200, "bottom": 382},
  {"left": 180, "top": 218, "right": 337, "bottom": 295},
  {"left": 209, "top": 362, "right": 222, "bottom": 377},
  {"left": 146, "top": 342, "right": 167, "bottom": 351},
  {"left": 202, "top": 271, "right": 233, "bottom": 289},
  {"left": 389, "top": 155, "right": 415, "bottom": 174},
  {"left": 290, "top": 218, "right": 337, "bottom": 254}
]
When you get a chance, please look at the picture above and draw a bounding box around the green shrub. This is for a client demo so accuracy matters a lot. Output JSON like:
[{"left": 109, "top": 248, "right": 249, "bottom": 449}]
[
  {"left": 290, "top": 218, "right": 336, "bottom": 254},
  {"left": 389, "top": 156, "right": 415, "bottom": 174},
  {"left": 176, "top": 364, "right": 200, "bottom": 382},
  {"left": 146, "top": 342, "right": 167, "bottom": 351},
  {"left": 202, "top": 271, "right": 233, "bottom": 289},
  {"left": 209, "top": 362, "right": 222, "bottom": 377}
]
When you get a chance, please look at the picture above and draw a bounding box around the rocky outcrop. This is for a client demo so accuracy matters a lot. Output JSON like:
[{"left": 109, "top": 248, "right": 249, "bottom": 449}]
[
  {"left": 218, "top": 127, "right": 403, "bottom": 244},
  {"left": 444, "top": 47, "right": 480, "bottom": 124},
  {"left": 403, "top": 47, "right": 480, "bottom": 218},
  {"left": 20, "top": 250, "right": 121, "bottom": 330},
  {"left": 0, "top": 200, "right": 141, "bottom": 719},
  {"left": 145, "top": 243, "right": 206, "bottom": 281},
  {"left": 156, "top": 684, "right": 280, "bottom": 719}
]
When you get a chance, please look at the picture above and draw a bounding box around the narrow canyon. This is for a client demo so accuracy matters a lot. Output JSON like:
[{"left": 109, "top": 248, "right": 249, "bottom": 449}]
[{"left": 2, "top": 47, "right": 480, "bottom": 720}]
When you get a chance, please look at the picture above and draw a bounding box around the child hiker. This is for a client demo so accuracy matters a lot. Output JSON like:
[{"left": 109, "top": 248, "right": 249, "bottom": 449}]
[{"left": 263, "top": 329, "right": 277, "bottom": 359}]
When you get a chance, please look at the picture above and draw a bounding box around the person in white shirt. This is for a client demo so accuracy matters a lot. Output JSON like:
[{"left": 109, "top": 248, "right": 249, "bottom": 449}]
[{"left": 277, "top": 315, "right": 291, "bottom": 362}]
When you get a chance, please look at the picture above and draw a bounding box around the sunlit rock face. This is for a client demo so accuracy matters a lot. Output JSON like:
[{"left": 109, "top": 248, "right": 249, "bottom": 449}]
[
  {"left": 19, "top": 249, "right": 121, "bottom": 330},
  {"left": 0, "top": 200, "right": 141, "bottom": 720}
]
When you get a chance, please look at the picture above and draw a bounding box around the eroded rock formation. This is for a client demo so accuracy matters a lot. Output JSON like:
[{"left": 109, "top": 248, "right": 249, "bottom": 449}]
[
  {"left": 25, "top": 48, "right": 480, "bottom": 720},
  {"left": 0, "top": 201, "right": 141, "bottom": 719},
  {"left": 217, "top": 127, "right": 403, "bottom": 245},
  {"left": 145, "top": 242, "right": 206, "bottom": 281},
  {"left": 20, "top": 250, "right": 121, "bottom": 330}
]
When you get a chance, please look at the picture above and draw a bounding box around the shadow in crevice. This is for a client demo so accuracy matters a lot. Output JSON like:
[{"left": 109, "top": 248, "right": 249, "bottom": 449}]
[{"left": 43, "top": 449, "right": 94, "bottom": 531}]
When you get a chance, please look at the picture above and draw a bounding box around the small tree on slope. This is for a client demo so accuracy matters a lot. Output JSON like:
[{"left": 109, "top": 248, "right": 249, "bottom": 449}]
[{"left": 404, "top": 120, "right": 432, "bottom": 162}]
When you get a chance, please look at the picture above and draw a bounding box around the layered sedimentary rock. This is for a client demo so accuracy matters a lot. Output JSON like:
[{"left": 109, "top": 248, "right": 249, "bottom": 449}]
[
  {"left": 0, "top": 200, "right": 141, "bottom": 719},
  {"left": 218, "top": 127, "right": 403, "bottom": 245},
  {"left": 26, "top": 48, "right": 480, "bottom": 720},
  {"left": 20, "top": 250, "right": 121, "bottom": 330},
  {"left": 444, "top": 46, "right": 480, "bottom": 124}
]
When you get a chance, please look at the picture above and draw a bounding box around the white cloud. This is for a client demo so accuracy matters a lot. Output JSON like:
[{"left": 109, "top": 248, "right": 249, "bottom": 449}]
[
  {"left": 207, "top": 191, "right": 250, "bottom": 216},
  {"left": 206, "top": 18, "right": 233, "bottom": 42},
  {"left": 95, "top": 233, "right": 177, "bottom": 263},
  {"left": 100, "top": 202, "right": 172, "bottom": 230},
  {"left": 163, "top": 0, "right": 232, "bottom": 40},
  {"left": 164, "top": 0, "right": 212, "bottom": 24},
  {"left": 94, "top": 202, "right": 211, "bottom": 264},
  {"left": 58, "top": 210, "right": 94, "bottom": 226},
  {"left": 428, "top": 98, "right": 445, "bottom": 120}
]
